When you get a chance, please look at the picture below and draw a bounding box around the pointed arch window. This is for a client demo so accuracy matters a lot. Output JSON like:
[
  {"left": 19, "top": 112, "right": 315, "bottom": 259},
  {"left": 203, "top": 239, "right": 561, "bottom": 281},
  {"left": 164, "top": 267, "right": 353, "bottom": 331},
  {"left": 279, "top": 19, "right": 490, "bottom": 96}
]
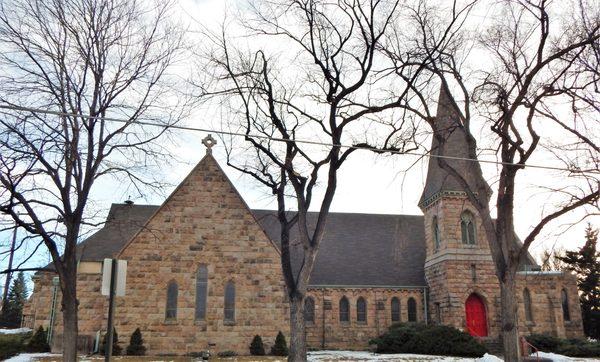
[
  {"left": 523, "top": 288, "right": 533, "bottom": 322},
  {"left": 357, "top": 297, "right": 367, "bottom": 322},
  {"left": 433, "top": 216, "right": 441, "bottom": 250},
  {"left": 407, "top": 297, "right": 417, "bottom": 322},
  {"left": 339, "top": 296, "right": 349, "bottom": 322},
  {"left": 224, "top": 281, "right": 235, "bottom": 322},
  {"left": 391, "top": 297, "right": 401, "bottom": 322},
  {"left": 165, "top": 280, "right": 178, "bottom": 320},
  {"left": 304, "top": 297, "right": 315, "bottom": 323},
  {"left": 195, "top": 265, "right": 208, "bottom": 320},
  {"left": 461, "top": 211, "right": 476, "bottom": 245},
  {"left": 561, "top": 289, "right": 570, "bottom": 321}
]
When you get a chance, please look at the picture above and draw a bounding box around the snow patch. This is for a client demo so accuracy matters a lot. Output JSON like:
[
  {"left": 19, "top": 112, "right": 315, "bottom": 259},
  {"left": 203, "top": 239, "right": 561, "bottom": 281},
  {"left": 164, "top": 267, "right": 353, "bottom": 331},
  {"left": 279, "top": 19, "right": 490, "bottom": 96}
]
[
  {"left": 531, "top": 351, "right": 574, "bottom": 361},
  {"left": 476, "top": 353, "right": 503, "bottom": 362},
  {"left": 0, "top": 327, "right": 32, "bottom": 334},
  {"left": 307, "top": 350, "right": 494, "bottom": 361},
  {"left": 4, "top": 353, "right": 58, "bottom": 362}
]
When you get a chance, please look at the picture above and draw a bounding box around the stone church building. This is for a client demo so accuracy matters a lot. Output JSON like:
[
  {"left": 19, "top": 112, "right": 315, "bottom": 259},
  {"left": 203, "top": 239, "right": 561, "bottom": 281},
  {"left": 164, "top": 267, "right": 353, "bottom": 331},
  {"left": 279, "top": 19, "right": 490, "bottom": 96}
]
[{"left": 23, "top": 89, "right": 583, "bottom": 355}]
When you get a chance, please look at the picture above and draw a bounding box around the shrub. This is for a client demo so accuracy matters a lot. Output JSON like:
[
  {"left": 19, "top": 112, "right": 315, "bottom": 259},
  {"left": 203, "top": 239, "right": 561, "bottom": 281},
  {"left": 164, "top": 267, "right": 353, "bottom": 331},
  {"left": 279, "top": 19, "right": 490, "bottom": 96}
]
[
  {"left": 217, "top": 350, "right": 237, "bottom": 357},
  {"left": 527, "top": 334, "right": 600, "bottom": 358},
  {"left": 270, "top": 331, "right": 289, "bottom": 356},
  {"left": 369, "top": 323, "right": 487, "bottom": 357},
  {"left": 100, "top": 328, "right": 122, "bottom": 356},
  {"left": 26, "top": 326, "right": 50, "bottom": 353},
  {"left": 526, "top": 334, "right": 563, "bottom": 353},
  {"left": 126, "top": 328, "right": 146, "bottom": 356},
  {"left": 0, "top": 332, "right": 31, "bottom": 360},
  {"left": 249, "top": 335, "right": 265, "bottom": 355}
]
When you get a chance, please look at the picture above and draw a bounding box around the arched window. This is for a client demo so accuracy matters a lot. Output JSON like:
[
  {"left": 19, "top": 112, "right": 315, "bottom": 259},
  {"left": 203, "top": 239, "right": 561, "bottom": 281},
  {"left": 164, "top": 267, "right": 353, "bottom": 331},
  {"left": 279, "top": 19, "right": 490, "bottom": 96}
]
[
  {"left": 523, "top": 288, "right": 533, "bottom": 322},
  {"left": 195, "top": 265, "right": 208, "bottom": 320},
  {"left": 561, "top": 289, "right": 570, "bottom": 321},
  {"left": 339, "top": 296, "right": 349, "bottom": 322},
  {"left": 224, "top": 281, "right": 235, "bottom": 322},
  {"left": 304, "top": 297, "right": 315, "bottom": 323},
  {"left": 165, "top": 280, "right": 178, "bottom": 320},
  {"left": 391, "top": 297, "right": 401, "bottom": 322},
  {"left": 357, "top": 297, "right": 367, "bottom": 322},
  {"left": 461, "top": 211, "right": 476, "bottom": 245},
  {"left": 433, "top": 216, "right": 441, "bottom": 250},
  {"left": 407, "top": 297, "right": 417, "bottom": 322}
]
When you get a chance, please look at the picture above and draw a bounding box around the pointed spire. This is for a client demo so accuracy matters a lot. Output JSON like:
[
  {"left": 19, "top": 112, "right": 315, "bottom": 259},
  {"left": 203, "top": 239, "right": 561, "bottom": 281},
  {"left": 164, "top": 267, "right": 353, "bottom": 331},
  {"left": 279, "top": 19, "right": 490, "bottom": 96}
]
[{"left": 418, "top": 85, "right": 479, "bottom": 208}]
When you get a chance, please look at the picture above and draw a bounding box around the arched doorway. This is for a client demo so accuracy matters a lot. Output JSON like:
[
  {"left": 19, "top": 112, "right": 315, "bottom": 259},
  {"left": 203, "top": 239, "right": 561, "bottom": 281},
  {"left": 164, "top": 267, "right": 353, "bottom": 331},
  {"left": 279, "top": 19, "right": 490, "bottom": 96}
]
[{"left": 465, "top": 293, "right": 488, "bottom": 337}]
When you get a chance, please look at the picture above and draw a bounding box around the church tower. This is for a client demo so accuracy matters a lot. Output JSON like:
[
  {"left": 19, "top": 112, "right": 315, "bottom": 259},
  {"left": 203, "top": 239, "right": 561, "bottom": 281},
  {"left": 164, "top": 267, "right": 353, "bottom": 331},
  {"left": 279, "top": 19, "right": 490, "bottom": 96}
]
[{"left": 419, "top": 86, "right": 500, "bottom": 339}]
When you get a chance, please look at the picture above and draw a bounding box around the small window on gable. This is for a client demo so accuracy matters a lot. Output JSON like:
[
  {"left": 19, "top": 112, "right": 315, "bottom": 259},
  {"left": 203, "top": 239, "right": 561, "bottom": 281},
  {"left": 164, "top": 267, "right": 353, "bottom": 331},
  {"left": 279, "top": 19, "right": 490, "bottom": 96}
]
[
  {"left": 561, "top": 289, "right": 570, "bottom": 322},
  {"left": 339, "top": 296, "right": 349, "bottom": 322},
  {"left": 304, "top": 297, "right": 315, "bottom": 323},
  {"left": 407, "top": 297, "right": 417, "bottom": 322},
  {"left": 195, "top": 265, "right": 208, "bottom": 320},
  {"left": 357, "top": 297, "right": 367, "bottom": 323},
  {"left": 433, "top": 216, "right": 441, "bottom": 250},
  {"left": 523, "top": 288, "right": 533, "bottom": 322},
  {"left": 224, "top": 281, "right": 235, "bottom": 322},
  {"left": 461, "top": 211, "right": 476, "bottom": 245},
  {"left": 391, "top": 297, "right": 400, "bottom": 322},
  {"left": 165, "top": 280, "right": 178, "bottom": 320}
]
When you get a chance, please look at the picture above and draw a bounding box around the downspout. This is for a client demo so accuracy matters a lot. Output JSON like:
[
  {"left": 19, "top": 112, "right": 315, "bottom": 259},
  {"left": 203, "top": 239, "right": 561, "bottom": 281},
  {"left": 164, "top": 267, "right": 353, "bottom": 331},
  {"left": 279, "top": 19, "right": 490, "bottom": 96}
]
[
  {"left": 423, "top": 287, "right": 429, "bottom": 325},
  {"left": 321, "top": 289, "right": 325, "bottom": 349},
  {"left": 47, "top": 276, "right": 60, "bottom": 345}
]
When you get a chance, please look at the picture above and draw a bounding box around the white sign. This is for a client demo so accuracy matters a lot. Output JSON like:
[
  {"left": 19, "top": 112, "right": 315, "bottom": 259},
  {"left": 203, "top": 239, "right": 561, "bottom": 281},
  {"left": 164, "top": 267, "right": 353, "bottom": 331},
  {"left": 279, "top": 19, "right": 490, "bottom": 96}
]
[{"left": 101, "top": 259, "right": 127, "bottom": 296}]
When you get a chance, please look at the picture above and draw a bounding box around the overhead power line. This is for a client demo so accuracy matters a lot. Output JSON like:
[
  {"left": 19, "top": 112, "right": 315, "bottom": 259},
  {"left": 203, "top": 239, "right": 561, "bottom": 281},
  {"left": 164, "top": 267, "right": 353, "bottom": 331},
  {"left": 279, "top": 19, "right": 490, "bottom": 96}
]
[{"left": 0, "top": 104, "right": 598, "bottom": 175}]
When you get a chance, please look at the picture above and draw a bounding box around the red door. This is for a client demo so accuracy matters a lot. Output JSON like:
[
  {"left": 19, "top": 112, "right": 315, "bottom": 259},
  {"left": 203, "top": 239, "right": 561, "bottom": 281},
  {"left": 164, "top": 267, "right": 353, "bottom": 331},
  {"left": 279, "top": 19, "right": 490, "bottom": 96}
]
[{"left": 465, "top": 294, "right": 488, "bottom": 337}]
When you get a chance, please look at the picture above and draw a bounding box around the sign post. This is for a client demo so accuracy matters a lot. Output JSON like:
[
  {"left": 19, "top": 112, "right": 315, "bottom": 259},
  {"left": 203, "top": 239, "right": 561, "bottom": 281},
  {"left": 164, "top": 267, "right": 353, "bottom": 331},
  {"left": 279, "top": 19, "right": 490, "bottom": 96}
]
[{"left": 102, "top": 259, "right": 126, "bottom": 361}]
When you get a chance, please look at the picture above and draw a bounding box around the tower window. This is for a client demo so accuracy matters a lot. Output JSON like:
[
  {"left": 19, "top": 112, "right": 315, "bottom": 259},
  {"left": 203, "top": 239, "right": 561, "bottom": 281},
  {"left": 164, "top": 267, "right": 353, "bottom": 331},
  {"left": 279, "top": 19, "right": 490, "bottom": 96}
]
[
  {"left": 304, "top": 297, "right": 315, "bottom": 323},
  {"left": 523, "top": 288, "right": 533, "bottom": 322},
  {"left": 357, "top": 297, "right": 367, "bottom": 323},
  {"left": 561, "top": 289, "right": 570, "bottom": 322},
  {"left": 461, "top": 211, "right": 476, "bottom": 245},
  {"left": 433, "top": 216, "right": 441, "bottom": 250},
  {"left": 407, "top": 297, "right": 417, "bottom": 322},
  {"left": 471, "top": 264, "right": 477, "bottom": 282},
  {"left": 339, "top": 296, "right": 349, "bottom": 322},
  {"left": 391, "top": 297, "right": 400, "bottom": 322}
]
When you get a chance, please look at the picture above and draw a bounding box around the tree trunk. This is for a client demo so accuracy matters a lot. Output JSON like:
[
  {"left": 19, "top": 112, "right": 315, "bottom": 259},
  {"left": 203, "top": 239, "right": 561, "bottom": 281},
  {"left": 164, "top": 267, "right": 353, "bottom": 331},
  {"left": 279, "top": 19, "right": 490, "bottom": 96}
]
[
  {"left": 61, "top": 269, "right": 78, "bottom": 362},
  {"left": 288, "top": 295, "right": 307, "bottom": 362},
  {"left": 500, "top": 273, "right": 520, "bottom": 362}
]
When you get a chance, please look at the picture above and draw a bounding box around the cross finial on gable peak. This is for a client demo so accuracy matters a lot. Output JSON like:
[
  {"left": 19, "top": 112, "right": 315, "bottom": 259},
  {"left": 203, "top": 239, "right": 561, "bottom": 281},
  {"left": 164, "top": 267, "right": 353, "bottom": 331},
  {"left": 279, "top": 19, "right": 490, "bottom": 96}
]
[{"left": 202, "top": 134, "right": 217, "bottom": 154}]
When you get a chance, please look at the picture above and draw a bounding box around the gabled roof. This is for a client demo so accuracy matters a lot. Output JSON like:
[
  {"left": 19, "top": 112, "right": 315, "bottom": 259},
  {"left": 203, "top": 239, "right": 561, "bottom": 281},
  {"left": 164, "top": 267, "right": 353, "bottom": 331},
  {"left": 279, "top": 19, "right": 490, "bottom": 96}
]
[{"left": 253, "top": 210, "right": 427, "bottom": 287}]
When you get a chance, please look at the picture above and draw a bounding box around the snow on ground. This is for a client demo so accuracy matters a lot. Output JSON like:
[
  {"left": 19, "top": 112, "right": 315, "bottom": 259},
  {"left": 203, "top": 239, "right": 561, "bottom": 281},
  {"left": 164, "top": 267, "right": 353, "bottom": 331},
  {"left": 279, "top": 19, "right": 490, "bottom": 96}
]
[
  {"left": 4, "top": 353, "right": 58, "bottom": 362},
  {"left": 0, "top": 327, "right": 31, "bottom": 334},
  {"left": 307, "top": 350, "right": 501, "bottom": 361}
]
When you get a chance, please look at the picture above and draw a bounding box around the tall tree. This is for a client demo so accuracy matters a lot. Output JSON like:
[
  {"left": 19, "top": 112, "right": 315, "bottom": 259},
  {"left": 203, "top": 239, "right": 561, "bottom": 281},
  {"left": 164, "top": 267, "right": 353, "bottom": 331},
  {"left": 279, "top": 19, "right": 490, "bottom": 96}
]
[
  {"left": 558, "top": 224, "right": 600, "bottom": 339},
  {"left": 383, "top": 0, "right": 600, "bottom": 360},
  {"left": 199, "top": 0, "right": 470, "bottom": 359},
  {"left": 0, "top": 271, "right": 27, "bottom": 328},
  {"left": 0, "top": 0, "right": 187, "bottom": 360}
]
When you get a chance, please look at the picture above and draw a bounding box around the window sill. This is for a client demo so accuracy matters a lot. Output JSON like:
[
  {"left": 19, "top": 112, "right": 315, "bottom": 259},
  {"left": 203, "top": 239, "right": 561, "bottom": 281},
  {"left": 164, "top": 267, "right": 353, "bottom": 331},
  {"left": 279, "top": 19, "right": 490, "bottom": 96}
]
[
  {"left": 524, "top": 321, "right": 535, "bottom": 327},
  {"left": 357, "top": 321, "right": 368, "bottom": 326},
  {"left": 340, "top": 321, "right": 350, "bottom": 327},
  {"left": 163, "top": 319, "right": 177, "bottom": 325},
  {"left": 223, "top": 320, "right": 236, "bottom": 326}
]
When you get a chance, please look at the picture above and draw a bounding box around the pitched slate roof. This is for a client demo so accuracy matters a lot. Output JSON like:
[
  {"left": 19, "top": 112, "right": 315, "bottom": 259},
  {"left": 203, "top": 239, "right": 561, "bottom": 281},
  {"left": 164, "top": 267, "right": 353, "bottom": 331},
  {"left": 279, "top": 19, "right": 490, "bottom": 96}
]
[{"left": 252, "top": 210, "right": 427, "bottom": 287}]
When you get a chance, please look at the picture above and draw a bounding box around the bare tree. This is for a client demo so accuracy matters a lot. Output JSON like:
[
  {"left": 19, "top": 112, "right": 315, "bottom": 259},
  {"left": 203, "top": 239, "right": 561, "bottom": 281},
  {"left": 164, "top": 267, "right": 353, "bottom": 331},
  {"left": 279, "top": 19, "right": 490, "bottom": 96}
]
[
  {"left": 383, "top": 0, "right": 600, "bottom": 360},
  {"left": 0, "top": 0, "right": 187, "bottom": 359},
  {"left": 196, "top": 0, "right": 478, "bottom": 359}
]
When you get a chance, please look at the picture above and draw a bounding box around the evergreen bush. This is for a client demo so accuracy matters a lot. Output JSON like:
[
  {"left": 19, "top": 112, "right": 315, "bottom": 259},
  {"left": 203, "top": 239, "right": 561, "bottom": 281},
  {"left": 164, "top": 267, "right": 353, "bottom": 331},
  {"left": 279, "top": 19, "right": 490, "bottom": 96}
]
[
  {"left": 369, "top": 322, "right": 487, "bottom": 357},
  {"left": 0, "top": 332, "right": 30, "bottom": 360},
  {"left": 249, "top": 334, "right": 265, "bottom": 355},
  {"left": 270, "top": 331, "right": 288, "bottom": 356},
  {"left": 526, "top": 334, "right": 563, "bottom": 352},
  {"left": 527, "top": 334, "right": 600, "bottom": 357},
  {"left": 100, "top": 328, "right": 122, "bottom": 356},
  {"left": 126, "top": 328, "right": 146, "bottom": 356},
  {"left": 217, "top": 350, "right": 237, "bottom": 357},
  {"left": 26, "top": 326, "right": 50, "bottom": 352}
]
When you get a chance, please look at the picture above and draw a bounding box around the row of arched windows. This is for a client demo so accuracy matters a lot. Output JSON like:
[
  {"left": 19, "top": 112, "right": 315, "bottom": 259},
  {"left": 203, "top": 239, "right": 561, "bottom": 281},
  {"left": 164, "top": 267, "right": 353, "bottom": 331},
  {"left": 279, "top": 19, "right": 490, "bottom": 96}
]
[
  {"left": 431, "top": 210, "right": 476, "bottom": 250},
  {"left": 165, "top": 266, "right": 236, "bottom": 322},
  {"left": 522, "top": 287, "right": 570, "bottom": 323},
  {"left": 303, "top": 296, "right": 418, "bottom": 323}
]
